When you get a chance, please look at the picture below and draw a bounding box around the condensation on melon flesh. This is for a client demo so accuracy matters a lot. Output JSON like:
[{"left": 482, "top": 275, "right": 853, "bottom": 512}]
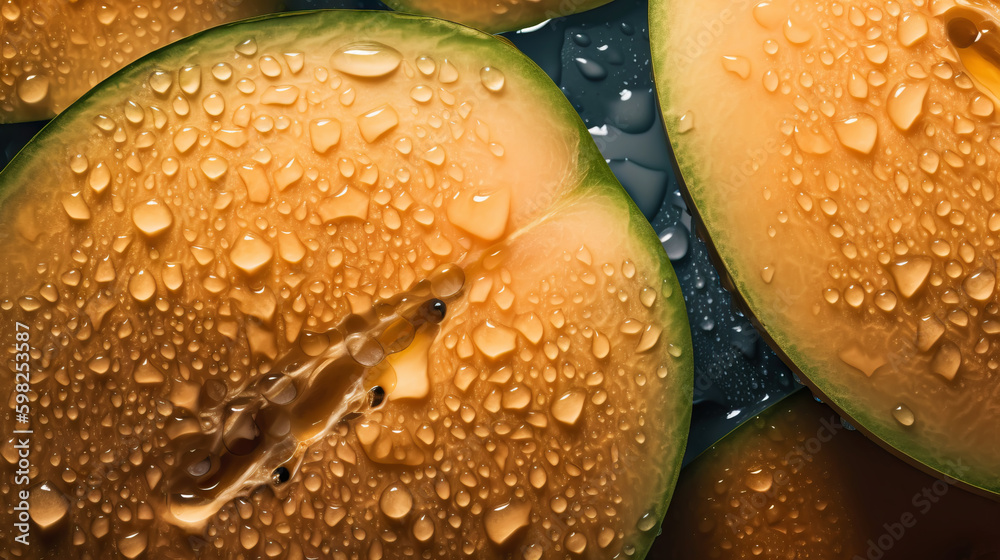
[
  {"left": 653, "top": 0, "right": 1000, "bottom": 493},
  {"left": 660, "top": 391, "right": 1000, "bottom": 559},
  {"left": 380, "top": 0, "right": 611, "bottom": 34},
  {"left": 0, "top": 11, "right": 692, "bottom": 559},
  {"left": 0, "top": 0, "right": 280, "bottom": 123}
]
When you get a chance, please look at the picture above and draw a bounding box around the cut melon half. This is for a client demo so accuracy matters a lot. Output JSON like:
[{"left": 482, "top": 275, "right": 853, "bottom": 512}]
[
  {"left": 0, "top": 10, "right": 692, "bottom": 559},
  {"left": 0, "top": 0, "right": 281, "bottom": 123},
  {"left": 661, "top": 391, "right": 1000, "bottom": 559},
  {"left": 381, "top": 0, "right": 611, "bottom": 34},
  {"left": 653, "top": 0, "right": 1000, "bottom": 494}
]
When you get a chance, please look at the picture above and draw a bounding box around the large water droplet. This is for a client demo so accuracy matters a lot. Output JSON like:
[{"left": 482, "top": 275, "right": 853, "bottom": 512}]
[
  {"left": 833, "top": 114, "right": 878, "bottom": 154},
  {"left": 230, "top": 232, "right": 273, "bottom": 274},
  {"left": 887, "top": 81, "right": 928, "bottom": 131},
  {"left": 331, "top": 42, "right": 402, "bottom": 78},
  {"left": 485, "top": 501, "right": 531, "bottom": 545},
  {"left": 132, "top": 200, "right": 173, "bottom": 237},
  {"left": 379, "top": 484, "right": 413, "bottom": 519},
  {"left": 17, "top": 74, "right": 50, "bottom": 104}
]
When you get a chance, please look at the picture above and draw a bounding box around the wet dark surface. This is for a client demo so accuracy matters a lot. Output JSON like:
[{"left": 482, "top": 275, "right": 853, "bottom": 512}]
[{"left": 0, "top": 0, "right": 796, "bottom": 463}]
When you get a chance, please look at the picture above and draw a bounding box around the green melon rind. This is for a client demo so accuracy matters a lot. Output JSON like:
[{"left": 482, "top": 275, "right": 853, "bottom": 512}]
[
  {"left": 648, "top": 1, "right": 997, "bottom": 497},
  {"left": 0, "top": 8, "right": 695, "bottom": 552},
  {"left": 379, "top": 0, "right": 613, "bottom": 34}
]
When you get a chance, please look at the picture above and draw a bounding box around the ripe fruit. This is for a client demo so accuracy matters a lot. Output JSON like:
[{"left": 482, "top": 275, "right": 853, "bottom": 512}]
[
  {"left": 0, "top": 0, "right": 280, "bottom": 123},
  {"left": 381, "top": 0, "right": 611, "bottom": 34},
  {"left": 653, "top": 0, "right": 1000, "bottom": 494},
  {"left": 660, "top": 391, "right": 1000, "bottom": 559},
  {"left": 0, "top": 10, "right": 692, "bottom": 558}
]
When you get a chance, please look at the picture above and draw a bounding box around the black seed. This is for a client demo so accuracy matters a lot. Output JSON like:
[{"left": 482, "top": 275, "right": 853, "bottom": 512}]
[
  {"left": 370, "top": 385, "right": 386, "bottom": 408},
  {"left": 272, "top": 466, "right": 291, "bottom": 485},
  {"left": 420, "top": 298, "right": 447, "bottom": 324}
]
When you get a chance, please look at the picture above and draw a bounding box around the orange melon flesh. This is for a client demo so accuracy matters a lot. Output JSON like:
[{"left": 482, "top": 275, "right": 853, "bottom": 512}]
[
  {"left": 0, "top": 11, "right": 692, "bottom": 559},
  {"left": 380, "top": 0, "right": 611, "bottom": 34},
  {"left": 660, "top": 391, "right": 1000, "bottom": 559},
  {"left": 0, "top": 0, "right": 280, "bottom": 123},
  {"left": 653, "top": 0, "right": 1000, "bottom": 494}
]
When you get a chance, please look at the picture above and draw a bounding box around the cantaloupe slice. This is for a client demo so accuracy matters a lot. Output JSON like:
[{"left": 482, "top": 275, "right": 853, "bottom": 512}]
[
  {"left": 660, "top": 391, "right": 1000, "bottom": 559},
  {"left": 381, "top": 0, "right": 611, "bottom": 34},
  {"left": 0, "top": 0, "right": 281, "bottom": 123},
  {"left": 653, "top": 0, "right": 1000, "bottom": 494},
  {"left": 0, "top": 10, "right": 692, "bottom": 558}
]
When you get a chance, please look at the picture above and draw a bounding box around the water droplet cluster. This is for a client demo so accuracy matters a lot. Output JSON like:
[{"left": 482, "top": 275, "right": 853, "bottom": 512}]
[
  {"left": 0, "top": 24, "right": 686, "bottom": 559},
  {"left": 0, "top": 0, "right": 279, "bottom": 122},
  {"left": 671, "top": 0, "right": 1000, "bottom": 467}
]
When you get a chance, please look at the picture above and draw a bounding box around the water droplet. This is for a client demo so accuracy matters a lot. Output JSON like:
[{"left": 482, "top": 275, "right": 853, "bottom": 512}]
[
  {"left": 485, "top": 501, "right": 531, "bottom": 545},
  {"left": 413, "top": 514, "right": 435, "bottom": 542},
  {"left": 346, "top": 333, "right": 385, "bottom": 367},
  {"left": 659, "top": 226, "right": 689, "bottom": 260},
  {"left": 235, "top": 38, "right": 258, "bottom": 56},
  {"left": 179, "top": 65, "right": 201, "bottom": 95},
  {"left": 677, "top": 111, "right": 694, "bottom": 133},
  {"left": 89, "top": 162, "right": 111, "bottom": 193},
  {"left": 17, "top": 74, "right": 49, "bottom": 104},
  {"left": 431, "top": 265, "right": 465, "bottom": 298},
  {"left": 794, "top": 125, "right": 832, "bottom": 155},
  {"left": 931, "top": 342, "right": 962, "bottom": 381},
  {"left": 331, "top": 41, "right": 402, "bottom": 77},
  {"left": 480, "top": 66, "right": 505, "bottom": 91},
  {"left": 119, "top": 531, "right": 148, "bottom": 559},
  {"left": 472, "top": 320, "right": 517, "bottom": 359},
  {"left": 133, "top": 361, "right": 164, "bottom": 385},
  {"left": 61, "top": 192, "right": 91, "bottom": 221},
  {"left": 439, "top": 59, "right": 459, "bottom": 83},
  {"left": 212, "top": 63, "right": 233, "bottom": 81},
  {"left": 29, "top": 482, "right": 69, "bottom": 529},
  {"left": 128, "top": 270, "right": 156, "bottom": 302},
  {"left": 203, "top": 92, "right": 225, "bottom": 116},
  {"left": 721, "top": 55, "right": 751, "bottom": 79},
  {"left": 261, "top": 85, "right": 300, "bottom": 105},
  {"left": 574, "top": 57, "right": 607, "bottom": 81},
  {"left": 783, "top": 17, "right": 813, "bottom": 44},
  {"left": 892, "top": 404, "right": 915, "bottom": 426},
  {"left": 551, "top": 390, "right": 586, "bottom": 425},
  {"left": 309, "top": 118, "right": 341, "bottom": 154},
  {"left": 132, "top": 200, "right": 173, "bottom": 236},
  {"left": 963, "top": 269, "right": 996, "bottom": 301},
  {"left": 874, "top": 290, "right": 897, "bottom": 311},
  {"left": 200, "top": 155, "right": 229, "bottom": 180},
  {"left": 752, "top": 1, "right": 783, "bottom": 28},
  {"left": 887, "top": 81, "right": 928, "bottom": 131},
  {"left": 230, "top": 232, "right": 273, "bottom": 274},
  {"left": 890, "top": 257, "right": 932, "bottom": 298},
  {"left": 898, "top": 12, "right": 928, "bottom": 46},
  {"left": 358, "top": 104, "right": 399, "bottom": 143},
  {"left": 565, "top": 532, "right": 588, "bottom": 554},
  {"left": 379, "top": 484, "right": 413, "bottom": 519},
  {"left": 833, "top": 114, "right": 878, "bottom": 154},
  {"left": 446, "top": 188, "right": 510, "bottom": 241},
  {"left": 745, "top": 468, "right": 773, "bottom": 492}
]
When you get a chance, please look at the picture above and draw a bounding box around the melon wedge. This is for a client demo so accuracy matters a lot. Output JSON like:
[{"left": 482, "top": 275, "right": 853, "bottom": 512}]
[
  {"left": 0, "top": 10, "right": 692, "bottom": 558},
  {"left": 653, "top": 0, "right": 1000, "bottom": 494},
  {"left": 381, "top": 0, "right": 610, "bottom": 34},
  {"left": 660, "top": 391, "right": 1000, "bottom": 558},
  {"left": 0, "top": 0, "right": 280, "bottom": 123}
]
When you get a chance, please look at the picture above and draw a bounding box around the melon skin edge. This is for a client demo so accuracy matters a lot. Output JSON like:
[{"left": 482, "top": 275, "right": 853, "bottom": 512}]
[
  {"left": 0, "top": 8, "right": 695, "bottom": 556},
  {"left": 648, "top": 0, "right": 999, "bottom": 498}
]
